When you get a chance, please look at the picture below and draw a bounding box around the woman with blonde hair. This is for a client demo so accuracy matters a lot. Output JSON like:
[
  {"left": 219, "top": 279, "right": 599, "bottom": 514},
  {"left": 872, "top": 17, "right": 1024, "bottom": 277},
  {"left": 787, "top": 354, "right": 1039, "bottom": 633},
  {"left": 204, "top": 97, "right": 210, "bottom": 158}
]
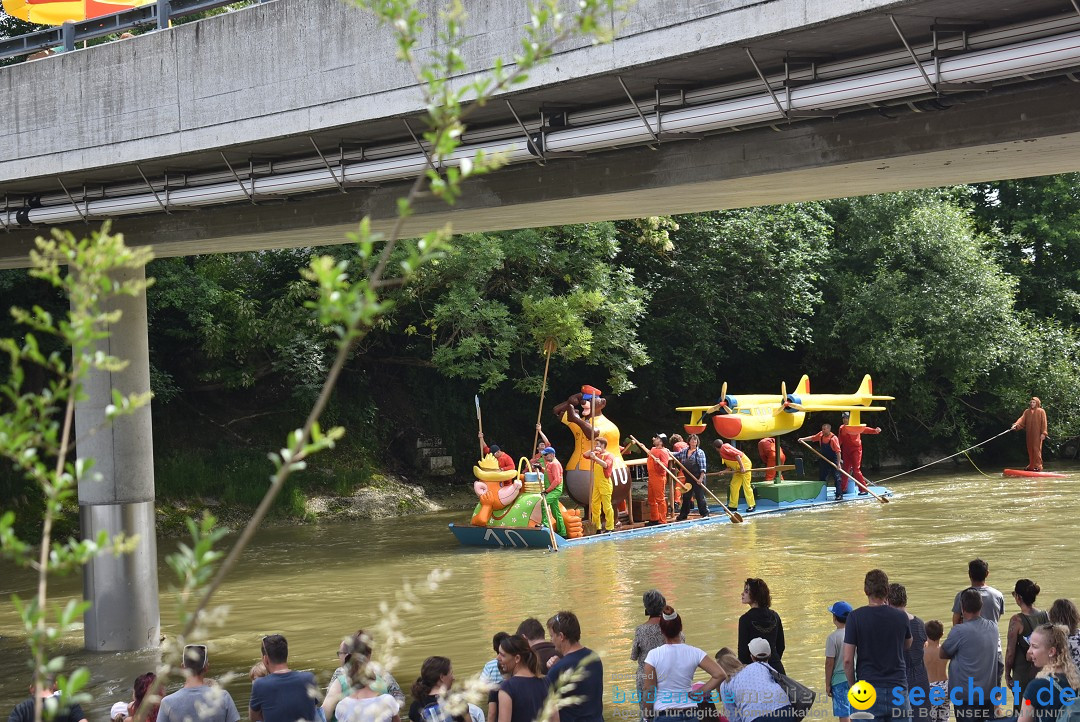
[
  {"left": 1017, "top": 623, "right": 1080, "bottom": 722},
  {"left": 331, "top": 632, "right": 400, "bottom": 722},
  {"left": 716, "top": 652, "right": 793, "bottom": 722}
]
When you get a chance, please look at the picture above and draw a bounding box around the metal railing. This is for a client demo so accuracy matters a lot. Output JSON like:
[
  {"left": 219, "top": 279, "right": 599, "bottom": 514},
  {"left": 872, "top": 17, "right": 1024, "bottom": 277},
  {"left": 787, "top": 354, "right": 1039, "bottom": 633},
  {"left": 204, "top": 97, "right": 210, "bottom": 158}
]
[{"left": 0, "top": 0, "right": 275, "bottom": 61}]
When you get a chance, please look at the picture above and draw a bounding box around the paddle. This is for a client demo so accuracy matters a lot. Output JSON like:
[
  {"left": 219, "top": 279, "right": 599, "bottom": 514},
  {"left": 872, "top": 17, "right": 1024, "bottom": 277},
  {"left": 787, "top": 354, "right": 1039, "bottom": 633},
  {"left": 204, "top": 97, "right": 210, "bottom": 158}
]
[
  {"left": 702, "top": 464, "right": 794, "bottom": 479},
  {"left": 631, "top": 436, "right": 743, "bottom": 524},
  {"left": 475, "top": 394, "right": 484, "bottom": 458},
  {"left": 799, "top": 439, "right": 890, "bottom": 504}
]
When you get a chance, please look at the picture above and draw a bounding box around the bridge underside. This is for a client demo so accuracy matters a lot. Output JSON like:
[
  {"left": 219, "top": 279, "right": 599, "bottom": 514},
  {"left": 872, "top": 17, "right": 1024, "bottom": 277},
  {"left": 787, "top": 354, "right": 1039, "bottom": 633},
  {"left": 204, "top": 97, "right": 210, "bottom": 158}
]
[{"left": 2, "top": 77, "right": 1079, "bottom": 266}]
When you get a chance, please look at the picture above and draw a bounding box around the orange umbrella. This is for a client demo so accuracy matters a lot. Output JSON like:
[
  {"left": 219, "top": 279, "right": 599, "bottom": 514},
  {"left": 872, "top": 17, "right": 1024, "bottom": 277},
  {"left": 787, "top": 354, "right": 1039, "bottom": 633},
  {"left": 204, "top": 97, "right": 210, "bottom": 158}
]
[{"left": 3, "top": 0, "right": 154, "bottom": 24}]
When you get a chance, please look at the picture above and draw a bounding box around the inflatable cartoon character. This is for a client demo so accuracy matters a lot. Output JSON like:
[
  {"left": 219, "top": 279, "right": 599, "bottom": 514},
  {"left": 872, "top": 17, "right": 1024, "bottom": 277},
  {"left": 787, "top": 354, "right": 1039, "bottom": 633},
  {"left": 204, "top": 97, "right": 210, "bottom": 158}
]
[
  {"left": 469, "top": 460, "right": 584, "bottom": 538},
  {"left": 471, "top": 453, "right": 522, "bottom": 526},
  {"left": 552, "top": 385, "right": 631, "bottom": 514}
]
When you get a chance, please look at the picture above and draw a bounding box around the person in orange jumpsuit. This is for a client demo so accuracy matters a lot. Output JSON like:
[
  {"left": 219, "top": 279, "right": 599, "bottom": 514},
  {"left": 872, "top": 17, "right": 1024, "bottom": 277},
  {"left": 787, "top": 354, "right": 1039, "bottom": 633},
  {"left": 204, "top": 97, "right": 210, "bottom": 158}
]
[
  {"left": 839, "top": 412, "right": 881, "bottom": 495},
  {"left": 645, "top": 433, "right": 672, "bottom": 526},
  {"left": 670, "top": 433, "right": 688, "bottom": 506},
  {"left": 1012, "top": 397, "right": 1049, "bottom": 471},
  {"left": 756, "top": 437, "right": 786, "bottom": 482}
]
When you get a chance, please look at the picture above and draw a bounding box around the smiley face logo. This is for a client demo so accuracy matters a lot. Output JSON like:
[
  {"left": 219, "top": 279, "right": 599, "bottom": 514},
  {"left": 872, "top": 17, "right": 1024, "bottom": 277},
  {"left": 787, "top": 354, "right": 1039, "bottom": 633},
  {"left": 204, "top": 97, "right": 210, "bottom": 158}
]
[{"left": 848, "top": 681, "right": 876, "bottom": 710}]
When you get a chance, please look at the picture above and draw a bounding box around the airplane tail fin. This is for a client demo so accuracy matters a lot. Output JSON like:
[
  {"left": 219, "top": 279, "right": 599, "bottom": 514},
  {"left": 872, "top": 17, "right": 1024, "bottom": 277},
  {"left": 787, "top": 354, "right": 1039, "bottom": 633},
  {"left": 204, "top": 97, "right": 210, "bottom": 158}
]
[
  {"left": 856, "top": 374, "right": 895, "bottom": 402},
  {"left": 796, "top": 374, "right": 810, "bottom": 395}
]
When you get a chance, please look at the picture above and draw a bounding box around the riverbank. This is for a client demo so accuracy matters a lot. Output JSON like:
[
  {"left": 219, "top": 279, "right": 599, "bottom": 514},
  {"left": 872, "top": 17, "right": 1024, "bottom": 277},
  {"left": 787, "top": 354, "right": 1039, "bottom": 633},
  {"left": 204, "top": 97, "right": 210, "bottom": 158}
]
[{"left": 154, "top": 471, "right": 480, "bottom": 536}]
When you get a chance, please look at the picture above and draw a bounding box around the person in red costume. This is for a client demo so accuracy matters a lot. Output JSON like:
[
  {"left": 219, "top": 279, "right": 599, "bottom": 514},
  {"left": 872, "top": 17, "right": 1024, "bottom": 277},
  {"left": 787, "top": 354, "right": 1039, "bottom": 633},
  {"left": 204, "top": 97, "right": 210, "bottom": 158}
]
[
  {"left": 1012, "top": 397, "right": 1049, "bottom": 471},
  {"left": 756, "top": 437, "right": 787, "bottom": 482},
  {"left": 838, "top": 412, "right": 881, "bottom": 496}
]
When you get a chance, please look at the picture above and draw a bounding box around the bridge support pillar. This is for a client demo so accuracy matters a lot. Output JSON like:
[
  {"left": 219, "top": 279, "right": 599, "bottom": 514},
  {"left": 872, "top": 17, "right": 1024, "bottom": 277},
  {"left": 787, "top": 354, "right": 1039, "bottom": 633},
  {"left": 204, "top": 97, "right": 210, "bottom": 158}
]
[{"left": 76, "top": 265, "right": 160, "bottom": 651}]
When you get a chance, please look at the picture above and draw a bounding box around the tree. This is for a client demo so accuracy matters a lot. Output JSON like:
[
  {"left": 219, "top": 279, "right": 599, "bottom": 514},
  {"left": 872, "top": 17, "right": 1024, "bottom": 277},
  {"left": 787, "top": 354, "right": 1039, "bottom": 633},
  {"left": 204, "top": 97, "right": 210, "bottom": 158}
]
[
  {"left": 616, "top": 205, "right": 832, "bottom": 404},
  {"left": 814, "top": 190, "right": 1020, "bottom": 445},
  {"left": 376, "top": 223, "right": 649, "bottom": 394},
  {"left": 971, "top": 174, "right": 1080, "bottom": 321}
]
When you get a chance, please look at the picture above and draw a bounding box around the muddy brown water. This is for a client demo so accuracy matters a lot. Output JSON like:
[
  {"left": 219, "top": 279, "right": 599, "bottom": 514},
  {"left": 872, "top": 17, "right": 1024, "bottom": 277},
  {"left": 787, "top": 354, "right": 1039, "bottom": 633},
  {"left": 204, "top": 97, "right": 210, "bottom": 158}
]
[{"left": 1, "top": 465, "right": 1077, "bottom": 720}]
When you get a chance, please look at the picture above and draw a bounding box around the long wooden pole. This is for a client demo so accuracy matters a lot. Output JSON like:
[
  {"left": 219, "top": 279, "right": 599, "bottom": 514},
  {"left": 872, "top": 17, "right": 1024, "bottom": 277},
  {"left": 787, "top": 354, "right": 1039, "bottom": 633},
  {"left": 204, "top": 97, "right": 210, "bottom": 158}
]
[
  {"left": 587, "top": 416, "right": 598, "bottom": 531},
  {"left": 532, "top": 340, "right": 555, "bottom": 455},
  {"left": 799, "top": 439, "right": 889, "bottom": 504},
  {"left": 630, "top": 436, "right": 743, "bottom": 523},
  {"left": 702, "top": 464, "right": 795, "bottom": 478}
]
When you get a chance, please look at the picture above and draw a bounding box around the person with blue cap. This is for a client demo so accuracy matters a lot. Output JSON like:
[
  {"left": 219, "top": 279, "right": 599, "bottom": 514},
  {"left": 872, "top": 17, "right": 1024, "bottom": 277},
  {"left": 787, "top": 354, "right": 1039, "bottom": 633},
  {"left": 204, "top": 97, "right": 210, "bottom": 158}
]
[
  {"left": 538, "top": 445, "right": 567, "bottom": 537},
  {"left": 825, "top": 601, "right": 854, "bottom": 722}
]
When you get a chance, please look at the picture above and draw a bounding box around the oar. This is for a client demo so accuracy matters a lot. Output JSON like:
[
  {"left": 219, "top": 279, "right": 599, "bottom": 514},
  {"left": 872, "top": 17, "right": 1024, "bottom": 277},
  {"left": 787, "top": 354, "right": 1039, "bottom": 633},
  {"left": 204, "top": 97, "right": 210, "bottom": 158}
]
[
  {"left": 799, "top": 440, "right": 889, "bottom": 504},
  {"left": 631, "top": 437, "right": 743, "bottom": 524},
  {"left": 475, "top": 394, "right": 484, "bottom": 458},
  {"left": 702, "top": 464, "right": 794, "bottom": 479}
]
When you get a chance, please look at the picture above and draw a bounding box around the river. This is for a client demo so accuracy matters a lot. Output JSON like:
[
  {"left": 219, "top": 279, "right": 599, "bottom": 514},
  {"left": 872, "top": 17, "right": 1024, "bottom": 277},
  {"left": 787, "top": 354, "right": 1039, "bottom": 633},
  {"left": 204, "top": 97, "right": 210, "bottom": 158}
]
[{"left": 1, "top": 465, "right": 1077, "bottom": 720}]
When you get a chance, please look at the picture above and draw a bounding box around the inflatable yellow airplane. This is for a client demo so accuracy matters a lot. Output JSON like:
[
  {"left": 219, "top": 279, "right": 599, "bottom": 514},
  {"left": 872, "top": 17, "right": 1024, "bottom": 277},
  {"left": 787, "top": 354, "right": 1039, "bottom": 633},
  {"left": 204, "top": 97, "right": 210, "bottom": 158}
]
[{"left": 677, "top": 374, "right": 893, "bottom": 441}]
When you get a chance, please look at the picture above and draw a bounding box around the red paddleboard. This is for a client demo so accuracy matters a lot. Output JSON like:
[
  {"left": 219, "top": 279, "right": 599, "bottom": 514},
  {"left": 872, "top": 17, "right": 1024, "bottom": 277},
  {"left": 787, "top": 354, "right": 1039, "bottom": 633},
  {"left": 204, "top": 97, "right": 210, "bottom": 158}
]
[{"left": 1003, "top": 468, "right": 1067, "bottom": 478}]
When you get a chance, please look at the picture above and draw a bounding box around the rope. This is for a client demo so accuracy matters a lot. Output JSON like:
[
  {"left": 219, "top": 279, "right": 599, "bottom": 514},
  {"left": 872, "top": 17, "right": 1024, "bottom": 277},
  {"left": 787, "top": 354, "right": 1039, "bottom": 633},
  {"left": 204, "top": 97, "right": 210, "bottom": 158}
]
[
  {"left": 962, "top": 451, "right": 997, "bottom": 479},
  {"left": 874, "top": 428, "right": 1013, "bottom": 484}
]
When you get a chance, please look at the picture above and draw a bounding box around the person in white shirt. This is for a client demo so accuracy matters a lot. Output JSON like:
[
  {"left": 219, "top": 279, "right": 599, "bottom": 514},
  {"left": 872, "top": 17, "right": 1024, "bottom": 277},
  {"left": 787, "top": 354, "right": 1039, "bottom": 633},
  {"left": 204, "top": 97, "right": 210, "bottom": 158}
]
[{"left": 641, "top": 606, "right": 725, "bottom": 722}]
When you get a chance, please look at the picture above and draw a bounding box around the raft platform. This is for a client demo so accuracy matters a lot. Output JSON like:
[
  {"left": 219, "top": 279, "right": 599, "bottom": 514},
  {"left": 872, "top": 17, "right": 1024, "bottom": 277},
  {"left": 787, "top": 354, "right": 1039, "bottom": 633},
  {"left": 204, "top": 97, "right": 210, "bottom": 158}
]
[
  {"left": 1002, "top": 468, "right": 1067, "bottom": 478},
  {"left": 449, "top": 480, "right": 892, "bottom": 550}
]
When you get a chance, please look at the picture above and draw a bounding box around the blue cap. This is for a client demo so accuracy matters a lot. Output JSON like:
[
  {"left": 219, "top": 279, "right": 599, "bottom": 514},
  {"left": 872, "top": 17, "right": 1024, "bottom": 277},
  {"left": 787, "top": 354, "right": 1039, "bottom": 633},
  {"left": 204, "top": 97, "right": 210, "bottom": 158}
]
[
  {"left": 828, "top": 601, "right": 853, "bottom": 619},
  {"left": 542, "top": 447, "right": 556, "bottom": 455}
]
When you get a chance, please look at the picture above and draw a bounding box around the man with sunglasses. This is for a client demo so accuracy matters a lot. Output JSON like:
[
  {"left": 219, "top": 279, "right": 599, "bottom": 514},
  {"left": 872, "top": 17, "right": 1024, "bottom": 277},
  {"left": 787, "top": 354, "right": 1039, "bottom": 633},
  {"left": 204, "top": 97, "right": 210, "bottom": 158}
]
[{"left": 159, "top": 645, "right": 241, "bottom": 722}]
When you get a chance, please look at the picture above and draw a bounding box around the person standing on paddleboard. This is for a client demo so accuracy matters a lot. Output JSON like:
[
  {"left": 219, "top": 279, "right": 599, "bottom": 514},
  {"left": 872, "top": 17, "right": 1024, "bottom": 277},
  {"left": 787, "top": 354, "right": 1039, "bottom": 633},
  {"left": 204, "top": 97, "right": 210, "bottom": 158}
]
[{"left": 1012, "top": 397, "right": 1048, "bottom": 471}]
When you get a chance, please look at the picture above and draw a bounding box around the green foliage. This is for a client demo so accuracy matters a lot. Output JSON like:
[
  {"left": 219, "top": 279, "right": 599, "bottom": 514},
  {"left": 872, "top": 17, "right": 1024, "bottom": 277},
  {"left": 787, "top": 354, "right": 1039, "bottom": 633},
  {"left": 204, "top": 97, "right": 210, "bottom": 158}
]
[
  {"left": 617, "top": 205, "right": 831, "bottom": 401},
  {"left": 972, "top": 174, "right": 1080, "bottom": 321},
  {"left": 147, "top": 251, "right": 327, "bottom": 401},
  {"left": 814, "top": 190, "right": 1019, "bottom": 444},
  {"left": 397, "top": 223, "right": 648, "bottom": 393}
]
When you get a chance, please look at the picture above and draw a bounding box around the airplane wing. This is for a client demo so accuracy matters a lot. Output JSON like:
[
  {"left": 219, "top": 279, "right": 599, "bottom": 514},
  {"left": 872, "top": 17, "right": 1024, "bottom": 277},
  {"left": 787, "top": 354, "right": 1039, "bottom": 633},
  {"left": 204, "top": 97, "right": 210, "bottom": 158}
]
[
  {"left": 786, "top": 404, "right": 888, "bottom": 412},
  {"left": 675, "top": 406, "right": 715, "bottom": 412}
]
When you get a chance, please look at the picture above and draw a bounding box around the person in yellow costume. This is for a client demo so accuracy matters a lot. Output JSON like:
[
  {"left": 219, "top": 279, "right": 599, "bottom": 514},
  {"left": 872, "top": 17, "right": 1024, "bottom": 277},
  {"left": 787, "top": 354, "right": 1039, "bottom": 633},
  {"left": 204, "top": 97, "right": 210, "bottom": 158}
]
[
  {"left": 551, "top": 385, "right": 630, "bottom": 516},
  {"left": 713, "top": 439, "right": 756, "bottom": 513},
  {"left": 582, "top": 437, "right": 616, "bottom": 532}
]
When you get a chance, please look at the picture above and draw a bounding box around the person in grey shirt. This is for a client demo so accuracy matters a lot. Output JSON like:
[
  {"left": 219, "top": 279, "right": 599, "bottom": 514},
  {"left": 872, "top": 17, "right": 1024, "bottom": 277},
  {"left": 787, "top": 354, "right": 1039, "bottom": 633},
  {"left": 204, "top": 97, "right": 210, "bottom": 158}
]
[
  {"left": 158, "top": 645, "right": 241, "bottom": 722},
  {"left": 942, "top": 590, "right": 1000, "bottom": 722},
  {"left": 951, "top": 558, "right": 1006, "bottom": 684}
]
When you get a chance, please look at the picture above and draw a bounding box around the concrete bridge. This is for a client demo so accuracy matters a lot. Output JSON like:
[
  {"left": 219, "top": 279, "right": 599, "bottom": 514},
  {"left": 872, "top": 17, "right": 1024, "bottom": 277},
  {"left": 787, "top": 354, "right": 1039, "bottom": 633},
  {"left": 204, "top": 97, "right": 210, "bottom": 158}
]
[{"left": 2, "top": 0, "right": 1080, "bottom": 650}]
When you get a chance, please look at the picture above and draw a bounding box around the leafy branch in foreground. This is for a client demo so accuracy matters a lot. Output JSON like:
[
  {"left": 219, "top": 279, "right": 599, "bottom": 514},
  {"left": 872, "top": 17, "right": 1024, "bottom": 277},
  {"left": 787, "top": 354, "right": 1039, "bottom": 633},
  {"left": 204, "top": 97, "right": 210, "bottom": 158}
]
[{"left": 0, "top": 224, "right": 152, "bottom": 722}]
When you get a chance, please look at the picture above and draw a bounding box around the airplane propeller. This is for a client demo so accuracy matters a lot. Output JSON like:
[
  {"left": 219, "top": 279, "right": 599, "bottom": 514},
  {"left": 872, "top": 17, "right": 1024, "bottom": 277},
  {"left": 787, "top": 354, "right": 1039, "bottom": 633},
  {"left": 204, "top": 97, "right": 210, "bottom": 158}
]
[{"left": 706, "top": 381, "right": 729, "bottom": 414}]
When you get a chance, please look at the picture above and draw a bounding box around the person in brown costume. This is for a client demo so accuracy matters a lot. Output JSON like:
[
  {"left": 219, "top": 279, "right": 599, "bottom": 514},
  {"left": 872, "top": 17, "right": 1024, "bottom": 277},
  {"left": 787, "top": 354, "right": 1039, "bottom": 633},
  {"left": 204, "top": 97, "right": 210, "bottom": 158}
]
[{"left": 1011, "top": 397, "right": 1048, "bottom": 471}]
